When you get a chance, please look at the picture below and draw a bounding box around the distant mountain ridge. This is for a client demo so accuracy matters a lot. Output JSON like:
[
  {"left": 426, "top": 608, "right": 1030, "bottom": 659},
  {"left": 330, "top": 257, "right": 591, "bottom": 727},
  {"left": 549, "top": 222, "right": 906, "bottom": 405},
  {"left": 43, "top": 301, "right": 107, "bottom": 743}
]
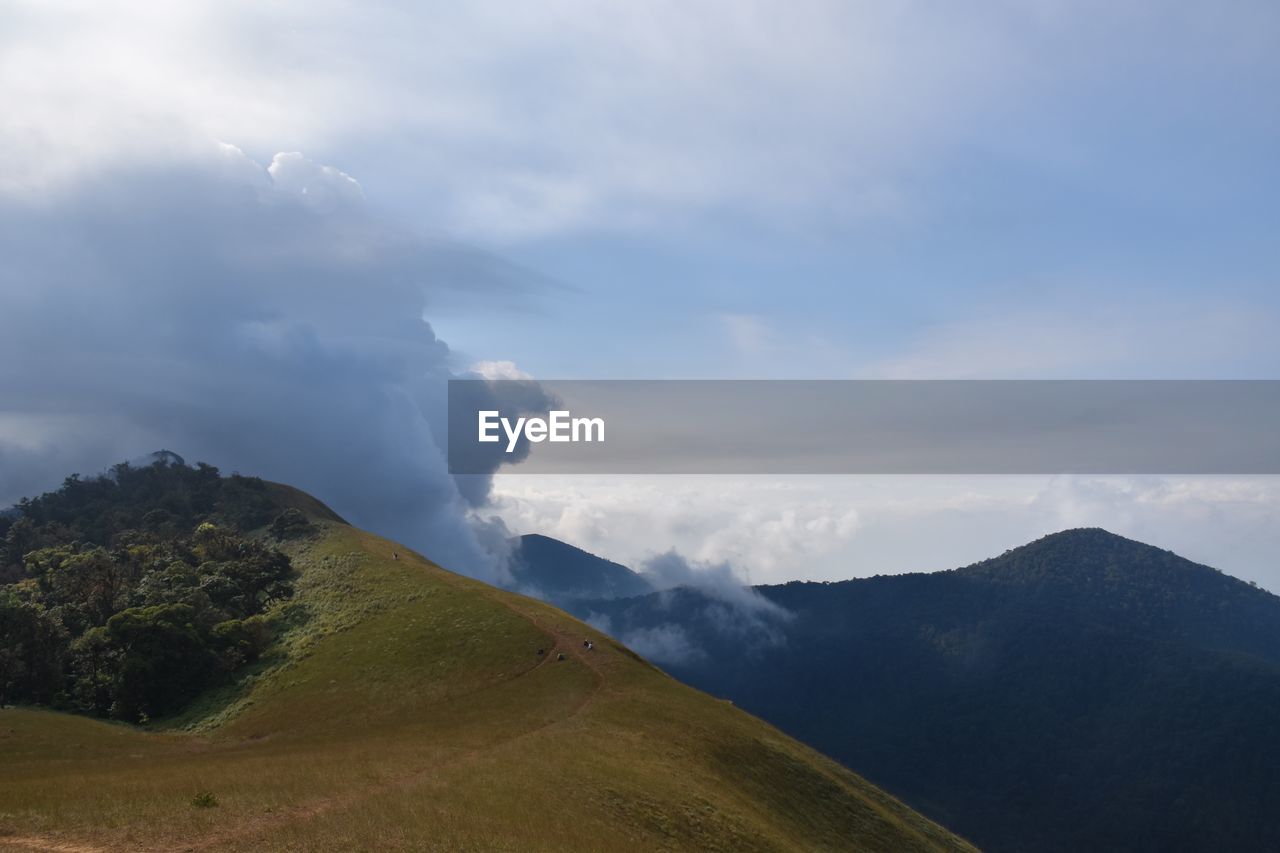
[
  {"left": 508, "top": 533, "right": 654, "bottom": 604},
  {"left": 571, "top": 528, "right": 1280, "bottom": 853}
]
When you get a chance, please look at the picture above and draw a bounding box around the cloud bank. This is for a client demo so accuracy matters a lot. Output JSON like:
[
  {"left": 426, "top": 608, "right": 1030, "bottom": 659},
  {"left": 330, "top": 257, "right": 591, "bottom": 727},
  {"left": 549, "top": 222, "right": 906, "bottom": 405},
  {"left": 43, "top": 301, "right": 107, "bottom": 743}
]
[
  {"left": 7, "top": 1, "right": 1275, "bottom": 241},
  {"left": 490, "top": 473, "right": 1280, "bottom": 592},
  {"left": 0, "top": 145, "right": 545, "bottom": 581}
]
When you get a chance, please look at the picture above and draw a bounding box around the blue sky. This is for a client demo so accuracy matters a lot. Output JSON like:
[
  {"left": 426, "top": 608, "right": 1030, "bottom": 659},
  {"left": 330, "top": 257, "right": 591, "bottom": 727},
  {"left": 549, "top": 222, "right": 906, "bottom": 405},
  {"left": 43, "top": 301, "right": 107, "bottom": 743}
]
[
  {"left": 2, "top": 1, "right": 1279, "bottom": 587},
  {"left": 391, "top": 2, "right": 1280, "bottom": 380}
]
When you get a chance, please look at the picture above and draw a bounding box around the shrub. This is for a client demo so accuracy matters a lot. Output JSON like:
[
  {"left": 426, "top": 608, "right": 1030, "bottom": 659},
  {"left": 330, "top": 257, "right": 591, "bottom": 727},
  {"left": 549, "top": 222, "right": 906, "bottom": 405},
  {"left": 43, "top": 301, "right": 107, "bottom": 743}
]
[
  {"left": 191, "top": 791, "right": 219, "bottom": 808},
  {"left": 269, "top": 508, "right": 313, "bottom": 540}
]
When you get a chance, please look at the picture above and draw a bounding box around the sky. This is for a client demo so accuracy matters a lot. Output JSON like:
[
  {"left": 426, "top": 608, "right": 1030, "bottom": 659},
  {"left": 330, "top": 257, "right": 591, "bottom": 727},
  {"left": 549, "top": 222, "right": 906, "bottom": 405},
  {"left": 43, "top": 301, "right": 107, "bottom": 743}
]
[{"left": 2, "top": 1, "right": 1279, "bottom": 589}]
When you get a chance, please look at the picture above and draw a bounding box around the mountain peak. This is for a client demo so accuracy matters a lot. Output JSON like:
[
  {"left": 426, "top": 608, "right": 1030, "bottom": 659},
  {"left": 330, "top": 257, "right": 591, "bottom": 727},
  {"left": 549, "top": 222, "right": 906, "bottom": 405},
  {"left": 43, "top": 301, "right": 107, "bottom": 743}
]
[
  {"left": 956, "top": 527, "right": 1278, "bottom": 617},
  {"left": 1011, "top": 526, "right": 1152, "bottom": 553},
  {"left": 509, "top": 534, "right": 654, "bottom": 604},
  {"left": 1032, "top": 526, "right": 1143, "bottom": 546},
  {"left": 975, "top": 527, "right": 1171, "bottom": 573}
]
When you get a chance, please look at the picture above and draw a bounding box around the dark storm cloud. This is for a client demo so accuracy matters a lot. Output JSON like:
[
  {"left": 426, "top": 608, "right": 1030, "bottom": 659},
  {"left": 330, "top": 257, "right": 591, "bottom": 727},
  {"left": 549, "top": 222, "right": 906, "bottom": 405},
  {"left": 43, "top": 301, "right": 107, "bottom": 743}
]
[{"left": 0, "top": 147, "right": 551, "bottom": 582}]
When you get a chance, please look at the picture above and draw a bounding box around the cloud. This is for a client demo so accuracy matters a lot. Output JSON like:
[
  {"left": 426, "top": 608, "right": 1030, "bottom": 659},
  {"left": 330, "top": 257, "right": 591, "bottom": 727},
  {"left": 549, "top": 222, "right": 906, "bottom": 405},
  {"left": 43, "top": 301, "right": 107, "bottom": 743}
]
[
  {"left": 640, "top": 551, "right": 785, "bottom": 618},
  {"left": 614, "top": 623, "right": 705, "bottom": 667},
  {"left": 8, "top": 2, "right": 1275, "bottom": 240},
  {"left": 488, "top": 473, "right": 1280, "bottom": 592},
  {"left": 635, "top": 551, "right": 792, "bottom": 662},
  {"left": 469, "top": 360, "right": 533, "bottom": 381},
  {"left": 265, "top": 152, "right": 364, "bottom": 211},
  {"left": 582, "top": 548, "right": 791, "bottom": 666},
  {"left": 489, "top": 475, "right": 862, "bottom": 582},
  {"left": 0, "top": 144, "right": 547, "bottom": 582}
]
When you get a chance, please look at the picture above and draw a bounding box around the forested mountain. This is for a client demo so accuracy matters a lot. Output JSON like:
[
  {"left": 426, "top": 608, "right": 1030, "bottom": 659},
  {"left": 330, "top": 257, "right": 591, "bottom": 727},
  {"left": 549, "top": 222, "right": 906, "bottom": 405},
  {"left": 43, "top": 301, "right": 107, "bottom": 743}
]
[
  {"left": 574, "top": 529, "right": 1280, "bottom": 853},
  {"left": 508, "top": 533, "right": 653, "bottom": 604}
]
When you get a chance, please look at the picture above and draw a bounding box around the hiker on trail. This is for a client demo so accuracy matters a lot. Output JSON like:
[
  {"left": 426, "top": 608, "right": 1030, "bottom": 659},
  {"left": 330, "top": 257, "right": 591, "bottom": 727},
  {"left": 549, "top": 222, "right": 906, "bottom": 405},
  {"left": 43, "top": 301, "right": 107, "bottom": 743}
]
[
  {"left": 392, "top": 552, "right": 399, "bottom": 560},
  {"left": 557, "top": 653, "right": 566, "bottom": 661},
  {"left": 587, "top": 642, "right": 594, "bottom": 650}
]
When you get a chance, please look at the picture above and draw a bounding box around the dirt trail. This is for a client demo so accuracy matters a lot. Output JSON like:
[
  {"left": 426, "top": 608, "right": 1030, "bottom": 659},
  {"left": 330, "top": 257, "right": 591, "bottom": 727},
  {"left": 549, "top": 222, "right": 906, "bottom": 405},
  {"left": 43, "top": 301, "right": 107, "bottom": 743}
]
[{"left": 0, "top": 837, "right": 105, "bottom": 853}]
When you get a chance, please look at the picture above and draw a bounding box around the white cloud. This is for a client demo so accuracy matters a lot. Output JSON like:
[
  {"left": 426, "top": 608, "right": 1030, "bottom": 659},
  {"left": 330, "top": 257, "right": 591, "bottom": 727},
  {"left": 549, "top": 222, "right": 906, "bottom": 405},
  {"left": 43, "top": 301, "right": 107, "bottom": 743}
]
[
  {"left": 6, "top": 1, "right": 1273, "bottom": 239},
  {"left": 488, "top": 474, "right": 1280, "bottom": 591},
  {"left": 641, "top": 551, "right": 787, "bottom": 617},
  {"left": 490, "top": 475, "right": 866, "bottom": 584},
  {"left": 469, "top": 360, "right": 533, "bottom": 380},
  {"left": 611, "top": 623, "right": 704, "bottom": 666},
  {"left": 266, "top": 152, "right": 364, "bottom": 211}
]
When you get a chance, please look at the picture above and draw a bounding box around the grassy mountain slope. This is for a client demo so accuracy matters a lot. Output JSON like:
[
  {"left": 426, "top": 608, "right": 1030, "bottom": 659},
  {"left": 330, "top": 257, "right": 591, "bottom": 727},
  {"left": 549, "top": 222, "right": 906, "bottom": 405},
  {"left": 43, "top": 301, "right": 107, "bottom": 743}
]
[
  {"left": 579, "top": 529, "right": 1280, "bottom": 853},
  {"left": 0, "top": 483, "right": 972, "bottom": 853}
]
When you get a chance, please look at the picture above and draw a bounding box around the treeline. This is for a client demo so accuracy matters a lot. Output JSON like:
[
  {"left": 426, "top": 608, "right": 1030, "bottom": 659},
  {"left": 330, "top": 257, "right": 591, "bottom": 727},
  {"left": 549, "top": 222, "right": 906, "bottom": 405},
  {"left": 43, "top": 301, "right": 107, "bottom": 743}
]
[{"left": 0, "top": 458, "right": 309, "bottom": 721}]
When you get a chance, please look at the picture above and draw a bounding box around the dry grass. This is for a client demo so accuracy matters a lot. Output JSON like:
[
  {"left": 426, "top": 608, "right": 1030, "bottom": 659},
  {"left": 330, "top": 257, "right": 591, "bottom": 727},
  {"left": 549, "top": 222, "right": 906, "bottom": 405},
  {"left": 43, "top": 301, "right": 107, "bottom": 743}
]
[{"left": 0, "top": 486, "right": 976, "bottom": 852}]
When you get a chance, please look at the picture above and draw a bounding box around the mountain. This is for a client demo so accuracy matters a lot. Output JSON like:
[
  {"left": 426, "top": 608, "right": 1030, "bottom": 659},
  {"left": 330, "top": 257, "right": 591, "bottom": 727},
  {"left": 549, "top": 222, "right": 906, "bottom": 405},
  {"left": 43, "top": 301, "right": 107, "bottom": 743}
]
[
  {"left": 0, "top": 463, "right": 970, "bottom": 852},
  {"left": 577, "top": 529, "right": 1280, "bottom": 853},
  {"left": 508, "top": 533, "right": 654, "bottom": 604}
]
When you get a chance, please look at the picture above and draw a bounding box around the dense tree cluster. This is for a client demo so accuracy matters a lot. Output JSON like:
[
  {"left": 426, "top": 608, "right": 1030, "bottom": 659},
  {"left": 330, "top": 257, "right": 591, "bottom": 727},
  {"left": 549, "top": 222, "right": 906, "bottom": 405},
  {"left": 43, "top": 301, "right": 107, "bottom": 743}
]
[{"left": 0, "top": 458, "right": 300, "bottom": 721}]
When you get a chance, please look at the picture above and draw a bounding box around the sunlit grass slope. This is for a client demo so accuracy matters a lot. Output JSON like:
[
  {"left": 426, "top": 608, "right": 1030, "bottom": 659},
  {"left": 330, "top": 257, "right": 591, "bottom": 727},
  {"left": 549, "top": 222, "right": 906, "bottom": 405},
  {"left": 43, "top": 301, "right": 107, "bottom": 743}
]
[{"left": 0, "top": 484, "right": 974, "bottom": 852}]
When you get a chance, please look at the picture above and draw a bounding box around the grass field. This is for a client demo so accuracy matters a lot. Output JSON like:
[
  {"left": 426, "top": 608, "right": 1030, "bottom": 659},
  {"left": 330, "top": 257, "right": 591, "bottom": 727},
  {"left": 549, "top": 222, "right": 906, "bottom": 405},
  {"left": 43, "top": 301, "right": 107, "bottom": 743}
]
[{"left": 0, "top": 485, "right": 976, "bottom": 852}]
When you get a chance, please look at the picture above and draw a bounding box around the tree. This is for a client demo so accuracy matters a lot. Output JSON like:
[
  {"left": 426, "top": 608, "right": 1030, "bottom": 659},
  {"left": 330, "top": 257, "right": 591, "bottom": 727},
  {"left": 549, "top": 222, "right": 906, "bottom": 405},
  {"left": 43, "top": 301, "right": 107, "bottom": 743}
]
[
  {"left": 269, "top": 508, "right": 313, "bottom": 539},
  {"left": 0, "top": 592, "right": 66, "bottom": 705},
  {"left": 106, "top": 604, "right": 216, "bottom": 720},
  {"left": 68, "top": 627, "right": 118, "bottom": 715},
  {"left": 0, "top": 458, "right": 295, "bottom": 719}
]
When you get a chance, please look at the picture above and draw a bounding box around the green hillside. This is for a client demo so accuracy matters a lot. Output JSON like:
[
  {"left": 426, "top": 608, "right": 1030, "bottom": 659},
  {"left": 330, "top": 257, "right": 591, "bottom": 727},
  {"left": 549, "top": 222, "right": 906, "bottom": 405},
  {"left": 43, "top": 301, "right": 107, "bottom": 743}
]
[{"left": 0, "top": 472, "right": 972, "bottom": 852}]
